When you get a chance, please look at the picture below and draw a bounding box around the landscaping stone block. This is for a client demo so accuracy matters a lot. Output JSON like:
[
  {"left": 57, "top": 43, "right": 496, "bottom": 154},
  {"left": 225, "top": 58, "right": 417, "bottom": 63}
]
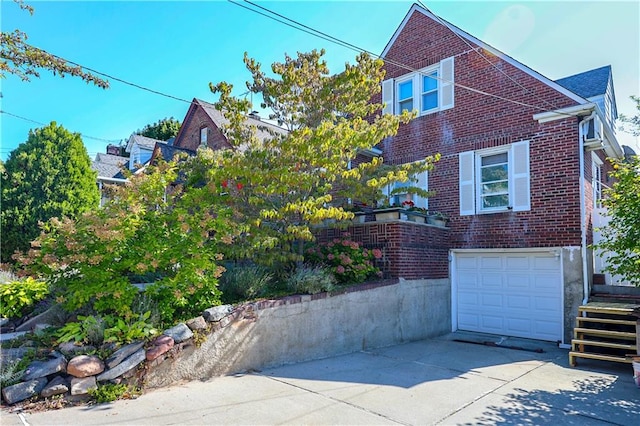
[
  {"left": 164, "top": 323, "right": 193, "bottom": 343},
  {"left": 97, "top": 348, "right": 145, "bottom": 382},
  {"left": 67, "top": 355, "right": 105, "bottom": 378},
  {"left": 203, "top": 305, "right": 233, "bottom": 322},
  {"left": 40, "top": 376, "right": 69, "bottom": 398},
  {"left": 186, "top": 316, "right": 207, "bottom": 331},
  {"left": 106, "top": 341, "right": 144, "bottom": 369},
  {"left": 70, "top": 376, "right": 97, "bottom": 395},
  {"left": 23, "top": 356, "right": 67, "bottom": 380},
  {"left": 2, "top": 378, "right": 48, "bottom": 404},
  {"left": 146, "top": 336, "right": 174, "bottom": 361},
  {"left": 0, "top": 347, "right": 30, "bottom": 363},
  {"left": 58, "top": 342, "right": 96, "bottom": 358}
]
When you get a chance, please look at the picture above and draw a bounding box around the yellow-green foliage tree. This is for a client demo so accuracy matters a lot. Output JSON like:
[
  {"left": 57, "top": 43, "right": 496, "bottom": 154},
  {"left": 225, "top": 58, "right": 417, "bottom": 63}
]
[{"left": 206, "top": 49, "right": 439, "bottom": 265}]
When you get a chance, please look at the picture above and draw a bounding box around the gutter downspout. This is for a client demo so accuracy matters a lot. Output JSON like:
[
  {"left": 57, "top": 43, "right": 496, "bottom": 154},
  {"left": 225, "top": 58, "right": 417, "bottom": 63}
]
[{"left": 578, "top": 112, "right": 596, "bottom": 305}]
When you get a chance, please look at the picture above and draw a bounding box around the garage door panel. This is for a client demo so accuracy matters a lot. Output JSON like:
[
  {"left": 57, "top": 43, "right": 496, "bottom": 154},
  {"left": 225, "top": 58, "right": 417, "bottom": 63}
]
[
  {"left": 480, "top": 315, "right": 504, "bottom": 332},
  {"left": 506, "top": 294, "right": 531, "bottom": 310},
  {"left": 506, "top": 274, "right": 530, "bottom": 289},
  {"left": 506, "top": 256, "right": 530, "bottom": 269},
  {"left": 456, "top": 251, "right": 562, "bottom": 342},
  {"left": 506, "top": 317, "right": 531, "bottom": 335},
  {"left": 458, "top": 313, "right": 479, "bottom": 329},
  {"left": 480, "top": 256, "right": 503, "bottom": 269},
  {"left": 480, "top": 274, "right": 503, "bottom": 289},
  {"left": 481, "top": 293, "right": 503, "bottom": 308}
]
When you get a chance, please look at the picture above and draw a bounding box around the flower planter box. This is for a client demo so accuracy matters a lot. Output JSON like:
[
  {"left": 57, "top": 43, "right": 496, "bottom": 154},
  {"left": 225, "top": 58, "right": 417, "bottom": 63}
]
[
  {"left": 352, "top": 212, "right": 367, "bottom": 223},
  {"left": 374, "top": 207, "right": 406, "bottom": 221},
  {"left": 406, "top": 212, "right": 427, "bottom": 223},
  {"left": 427, "top": 216, "right": 447, "bottom": 227}
]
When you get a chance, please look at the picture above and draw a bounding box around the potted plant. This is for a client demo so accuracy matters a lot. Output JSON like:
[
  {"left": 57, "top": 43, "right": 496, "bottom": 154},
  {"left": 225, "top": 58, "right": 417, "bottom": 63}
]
[
  {"left": 402, "top": 200, "right": 428, "bottom": 223},
  {"left": 345, "top": 203, "right": 367, "bottom": 223},
  {"left": 428, "top": 211, "right": 449, "bottom": 226},
  {"left": 373, "top": 204, "right": 405, "bottom": 221}
]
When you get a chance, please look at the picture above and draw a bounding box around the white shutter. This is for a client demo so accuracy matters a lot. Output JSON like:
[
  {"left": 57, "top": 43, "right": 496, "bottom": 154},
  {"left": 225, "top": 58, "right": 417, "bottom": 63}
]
[
  {"left": 459, "top": 151, "right": 475, "bottom": 215},
  {"left": 414, "top": 170, "right": 429, "bottom": 209},
  {"left": 382, "top": 79, "right": 394, "bottom": 115},
  {"left": 440, "top": 57, "right": 454, "bottom": 111},
  {"left": 511, "top": 140, "right": 530, "bottom": 212}
]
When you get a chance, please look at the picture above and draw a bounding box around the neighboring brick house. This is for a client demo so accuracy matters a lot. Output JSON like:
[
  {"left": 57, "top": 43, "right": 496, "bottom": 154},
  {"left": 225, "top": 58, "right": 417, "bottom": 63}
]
[
  {"left": 172, "top": 98, "right": 287, "bottom": 151},
  {"left": 369, "top": 4, "right": 626, "bottom": 344}
]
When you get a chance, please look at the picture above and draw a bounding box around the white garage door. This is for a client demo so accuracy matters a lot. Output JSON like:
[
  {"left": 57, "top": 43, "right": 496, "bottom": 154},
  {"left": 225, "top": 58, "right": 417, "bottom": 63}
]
[{"left": 454, "top": 251, "right": 563, "bottom": 342}]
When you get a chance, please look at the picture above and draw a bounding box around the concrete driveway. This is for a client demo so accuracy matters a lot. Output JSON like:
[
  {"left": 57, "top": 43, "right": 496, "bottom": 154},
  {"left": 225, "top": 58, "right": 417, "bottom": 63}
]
[{"left": 3, "top": 333, "right": 639, "bottom": 425}]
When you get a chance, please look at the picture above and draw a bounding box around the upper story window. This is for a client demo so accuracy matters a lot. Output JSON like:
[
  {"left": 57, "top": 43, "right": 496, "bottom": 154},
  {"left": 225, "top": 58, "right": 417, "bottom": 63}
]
[
  {"left": 382, "top": 56, "right": 454, "bottom": 116},
  {"left": 421, "top": 70, "right": 438, "bottom": 112},
  {"left": 397, "top": 78, "right": 414, "bottom": 113},
  {"left": 200, "top": 127, "right": 208, "bottom": 145},
  {"left": 459, "top": 141, "right": 530, "bottom": 215}
]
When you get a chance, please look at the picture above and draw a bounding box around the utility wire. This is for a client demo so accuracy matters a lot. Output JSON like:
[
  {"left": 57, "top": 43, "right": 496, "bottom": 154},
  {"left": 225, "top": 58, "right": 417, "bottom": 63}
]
[
  {"left": 232, "top": 0, "right": 578, "bottom": 117},
  {"left": 1, "top": 110, "right": 121, "bottom": 144}
]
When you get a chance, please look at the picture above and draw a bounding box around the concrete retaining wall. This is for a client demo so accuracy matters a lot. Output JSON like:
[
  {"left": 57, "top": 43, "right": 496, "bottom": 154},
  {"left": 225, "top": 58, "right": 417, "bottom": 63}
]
[{"left": 145, "top": 278, "right": 451, "bottom": 388}]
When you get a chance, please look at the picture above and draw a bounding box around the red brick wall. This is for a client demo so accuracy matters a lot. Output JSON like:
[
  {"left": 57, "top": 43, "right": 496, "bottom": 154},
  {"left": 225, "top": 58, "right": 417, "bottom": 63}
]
[
  {"left": 173, "top": 107, "right": 231, "bottom": 152},
  {"left": 378, "top": 10, "right": 586, "bottom": 249},
  {"left": 317, "top": 222, "right": 450, "bottom": 280}
]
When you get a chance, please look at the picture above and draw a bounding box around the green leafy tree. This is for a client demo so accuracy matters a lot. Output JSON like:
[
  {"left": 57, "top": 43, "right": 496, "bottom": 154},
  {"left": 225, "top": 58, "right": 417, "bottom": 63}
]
[
  {"left": 207, "top": 49, "right": 439, "bottom": 265},
  {"left": 136, "top": 117, "right": 181, "bottom": 141},
  {"left": 17, "top": 157, "right": 235, "bottom": 323},
  {"left": 1, "top": 1, "right": 109, "bottom": 88},
  {"left": 618, "top": 95, "right": 640, "bottom": 136},
  {"left": 1, "top": 122, "right": 99, "bottom": 262},
  {"left": 595, "top": 156, "right": 640, "bottom": 286}
]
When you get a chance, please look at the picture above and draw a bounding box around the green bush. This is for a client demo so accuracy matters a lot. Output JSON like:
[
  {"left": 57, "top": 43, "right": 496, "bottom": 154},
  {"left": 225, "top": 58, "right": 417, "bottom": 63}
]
[
  {"left": 220, "top": 265, "right": 273, "bottom": 303},
  {"left": 56, "top": 315, "right": 105, "bottom": 346},
  {"left": 305, "top": 236, "right": 382, "bottom": 283},
  {"left": 286, "top": 265, "right": 336, "bottom": 295},
  {"left": 0, "top": 277, "right": 49, "bottom": 319},
  {"left": 89, "top": 383, "right": 140, "bottom": 403}
]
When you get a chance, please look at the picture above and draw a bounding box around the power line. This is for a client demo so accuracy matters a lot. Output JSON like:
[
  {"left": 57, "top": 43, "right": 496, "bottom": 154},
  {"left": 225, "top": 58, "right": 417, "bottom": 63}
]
[
  {"left": 1, "top": 110, "right": 121, "bottom": 144},
  {"left": 231, "top": 0, "right": 579, "bottom": 117}
]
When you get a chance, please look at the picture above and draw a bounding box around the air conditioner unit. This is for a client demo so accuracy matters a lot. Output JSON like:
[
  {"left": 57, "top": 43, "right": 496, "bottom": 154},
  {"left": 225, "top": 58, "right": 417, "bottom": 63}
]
[{"left": 584, "top": 115, "right": 603, "bottom": 142}]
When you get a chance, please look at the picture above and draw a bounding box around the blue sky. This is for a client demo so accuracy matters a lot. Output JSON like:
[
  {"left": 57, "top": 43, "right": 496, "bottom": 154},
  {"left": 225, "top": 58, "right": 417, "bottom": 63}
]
[{"left": 1, "top": 0, "right": 639, "bottom": 161}]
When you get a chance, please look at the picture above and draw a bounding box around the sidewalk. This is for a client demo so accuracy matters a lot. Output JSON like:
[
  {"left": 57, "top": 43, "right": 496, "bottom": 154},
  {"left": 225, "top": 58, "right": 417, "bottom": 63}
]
[{"left": 3, "top": 334, "right": 638, "bottom": 425}]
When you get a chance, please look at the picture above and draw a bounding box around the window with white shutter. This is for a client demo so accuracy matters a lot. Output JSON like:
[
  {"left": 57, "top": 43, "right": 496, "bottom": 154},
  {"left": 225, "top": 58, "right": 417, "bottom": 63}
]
[
  {"left": 381, "top": 56, "right": 454, "bottom": 116},
  {"left": 459, "top": 141, "right": 530, "bottom": 215}
]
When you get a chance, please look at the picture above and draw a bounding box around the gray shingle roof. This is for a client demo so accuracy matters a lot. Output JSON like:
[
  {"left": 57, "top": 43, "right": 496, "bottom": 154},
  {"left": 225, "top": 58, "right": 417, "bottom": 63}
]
[
  {"left": 154, "top": 143, "right": 196, "bottom": 162},
  {"left": 92, "top": 153, "right": 128, "bottom": 178},
  {"left": 125, "top": 134, "right": 165, "bottom": 152},
  {"left": 196, "top": 99, "right": 288, "bottom": 142},
  {"left": 555, "top": 65, "right": 612, "bottom": 99}
]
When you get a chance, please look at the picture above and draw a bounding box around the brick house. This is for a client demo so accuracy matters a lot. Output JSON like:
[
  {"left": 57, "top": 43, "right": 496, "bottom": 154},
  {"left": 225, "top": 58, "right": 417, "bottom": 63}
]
[
  {"left": 358, "top": 4, "right": 626, "bottom": 344},
  {"left": 172, "top": 98, "right": 287, "bottom": 151}
]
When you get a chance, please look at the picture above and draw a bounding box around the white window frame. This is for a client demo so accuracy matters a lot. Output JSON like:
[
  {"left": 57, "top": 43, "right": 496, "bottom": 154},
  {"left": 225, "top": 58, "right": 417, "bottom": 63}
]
[
  {"left": 459, "top": 141, "right": 530, "bottom": 215},
  {"left": 395, "top": 75, "right": 415, "bottom": 114},
  {"left": 382, "top": 57, "right": 454, "bottom": 117},
  {"left": 420, "top": 66, "right": 439, "bottom": 113},
  {"left": 592, "top": 153, "right": 604, "bottom": 208},
  {"left": 200, "top": 127, "right": 208, "bottom": 145},
  {"left": 476, "top": 146, "right": 511, "bottom": 213}
]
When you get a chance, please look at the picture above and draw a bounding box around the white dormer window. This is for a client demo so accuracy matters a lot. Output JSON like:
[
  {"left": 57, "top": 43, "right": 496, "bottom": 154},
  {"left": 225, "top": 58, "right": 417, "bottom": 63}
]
[
  {"left": 382, "top": 56, "right": 454, "bottom": 116},
  {"left": 200, "top": 127, "right": 208, "bottom": 145}
]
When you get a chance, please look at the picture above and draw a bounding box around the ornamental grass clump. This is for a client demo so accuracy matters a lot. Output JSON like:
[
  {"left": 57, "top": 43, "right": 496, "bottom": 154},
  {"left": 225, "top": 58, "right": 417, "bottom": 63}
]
[{"left": 305, "top": 236, "right": 382, "bottom": 284}]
